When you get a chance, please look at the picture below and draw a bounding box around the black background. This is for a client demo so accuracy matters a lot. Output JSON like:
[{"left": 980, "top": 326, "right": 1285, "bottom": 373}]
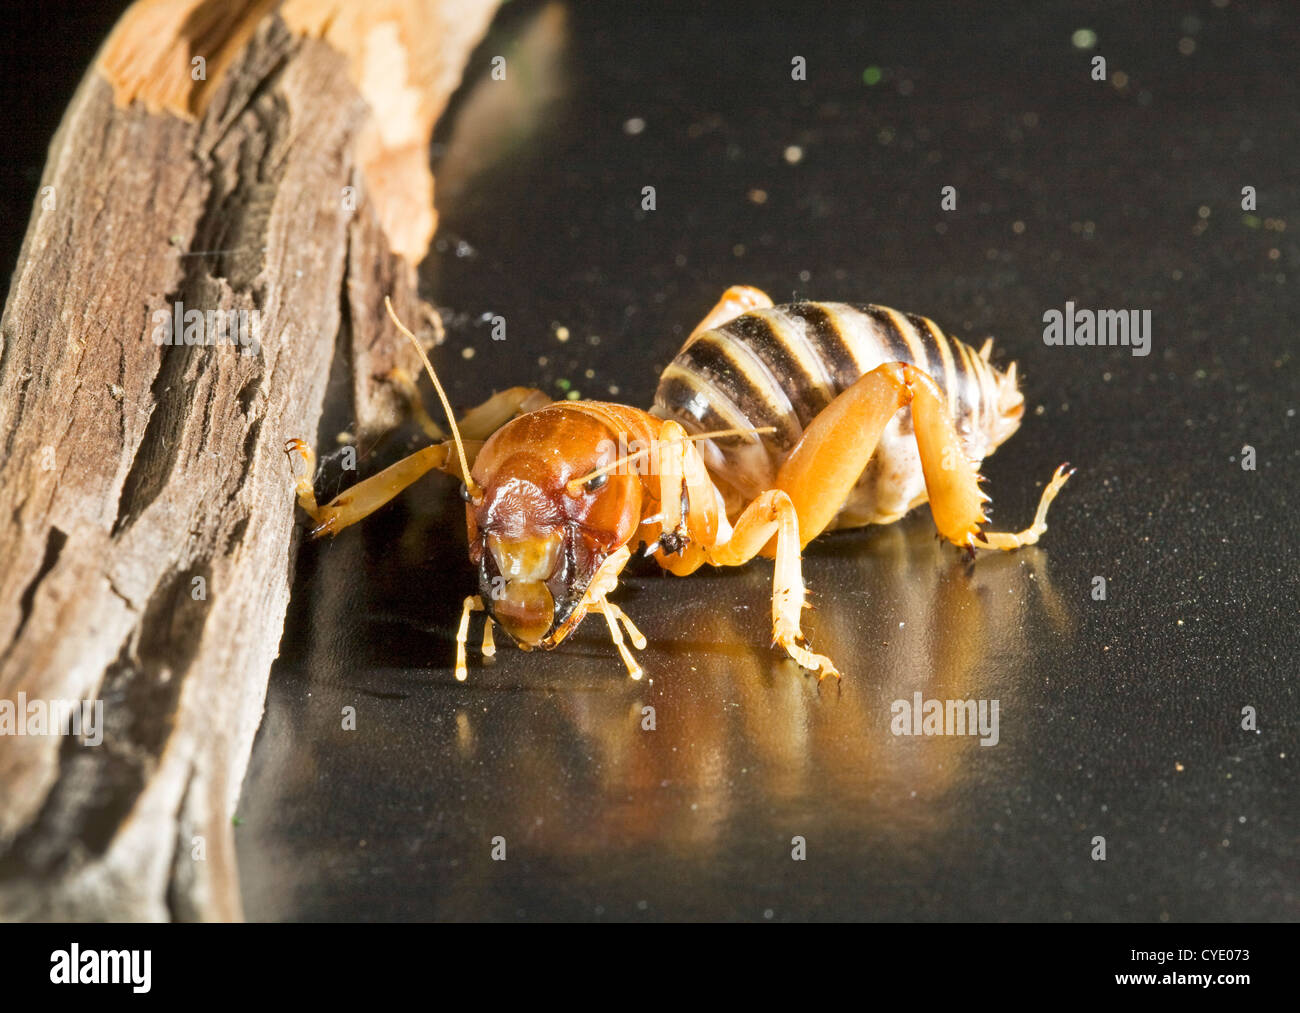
[{"left": 3, "top": 1, "right": 1296, "bottom": 922}]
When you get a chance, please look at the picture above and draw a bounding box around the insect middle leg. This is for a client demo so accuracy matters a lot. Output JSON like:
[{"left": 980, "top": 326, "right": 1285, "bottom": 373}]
[
  {"left": 713, "top": 490, "right": 839, "bottom": 678},
  {"left": 387, "top": 372, "right": 550, "bottom": 441},
  {"left": 651, "top": 423, "right": 838, "bottom": 679}
]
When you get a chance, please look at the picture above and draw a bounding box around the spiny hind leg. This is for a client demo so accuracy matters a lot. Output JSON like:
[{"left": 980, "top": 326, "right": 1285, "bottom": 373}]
[
  {"left": 973, "top": 463, "right": 1074, "bottom": 550},
  {"left": 775, "top": 360, "right": 1069, "bottom": 552},
  {"left": 895, "top": 363, "right": 991, "bottom": 549},
  {"left": 285, "top": 439, "right": 469, "bottom": 539},
  {"left": 689, "top": 284, "right": 774, "bottom": 340},
  {"left": 705, "top": 489, "right": 839, "bottom": 681},
  {"left": 899, "top": 366, "right": 1070, "bottom": 551},
  {"left": 774, "top": 361, "right": 918, "bottom": 547}
]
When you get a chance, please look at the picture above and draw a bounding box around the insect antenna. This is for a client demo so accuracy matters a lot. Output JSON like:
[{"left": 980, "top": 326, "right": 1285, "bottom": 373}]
[
  {"left": 384, "top": 296, "right": 482, "bottom": 501},
  {"left": 566, "top": 425, "right": 775, "bottom": 493}
]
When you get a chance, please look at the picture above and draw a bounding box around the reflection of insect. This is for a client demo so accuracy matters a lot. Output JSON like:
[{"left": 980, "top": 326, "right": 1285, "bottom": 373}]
[{"left": 286, "top": 287, "right": 1072, "bottom": 682}]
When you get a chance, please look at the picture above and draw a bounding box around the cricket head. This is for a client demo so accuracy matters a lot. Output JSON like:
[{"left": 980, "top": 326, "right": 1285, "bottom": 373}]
[
  {"left": 464, "top": 406, "right": 641, "bottom": 648},
  {"left": 381, "top": 297, "right": 642, "bottom": 657}
]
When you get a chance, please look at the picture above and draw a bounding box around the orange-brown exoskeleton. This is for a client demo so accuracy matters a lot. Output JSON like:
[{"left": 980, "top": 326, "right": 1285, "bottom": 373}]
[{"left": 286, "top": 288, "right": 1072, "bottom": 682}]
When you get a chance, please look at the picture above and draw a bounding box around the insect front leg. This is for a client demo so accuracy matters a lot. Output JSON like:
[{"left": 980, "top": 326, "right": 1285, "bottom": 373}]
[
  {"left": 594, "top": 599, "right": 646, "bottom": 680},
  {"left": 455, "top": 595, "right": 487, "bottom": 682},
  {"left": 284, "top": 382, "right": 550, "bottom": 539},
  {"left": 653, "top": 421, "right": 719, "bottom": 551},
  {"left": 285, "top": 439, "right": 476, "bottom": 539},
  {"left": 576, "top": 546, "right": 645, "bottom": 680}
]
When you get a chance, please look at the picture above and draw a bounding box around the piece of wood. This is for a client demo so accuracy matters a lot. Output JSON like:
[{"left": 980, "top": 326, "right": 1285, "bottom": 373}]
[{"left": 0, "top": 0, "right": 499, "bottom": 921}]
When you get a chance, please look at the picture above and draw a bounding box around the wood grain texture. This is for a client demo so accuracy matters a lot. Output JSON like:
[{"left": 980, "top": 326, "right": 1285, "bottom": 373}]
[{"left": 0, "top": 0, "right": 498, "bottom": 920}]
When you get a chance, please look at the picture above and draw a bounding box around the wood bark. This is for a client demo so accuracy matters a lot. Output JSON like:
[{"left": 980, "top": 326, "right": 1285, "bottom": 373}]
[{"left": 0, "top": 0, "right": 498, "bottom": 920}]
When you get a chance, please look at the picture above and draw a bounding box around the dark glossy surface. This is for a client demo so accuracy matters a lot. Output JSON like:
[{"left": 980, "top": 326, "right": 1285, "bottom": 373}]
[{"left": 237, "top": 1, "right": 1298, "bottom": 921}]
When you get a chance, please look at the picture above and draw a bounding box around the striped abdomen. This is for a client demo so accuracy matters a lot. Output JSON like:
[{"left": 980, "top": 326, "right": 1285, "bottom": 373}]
[{"left": 651, "top": 302, "right": 1024, "bottom": 528}]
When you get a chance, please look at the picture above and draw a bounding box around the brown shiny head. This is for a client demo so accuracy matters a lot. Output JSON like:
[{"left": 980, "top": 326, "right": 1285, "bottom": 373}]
[
  {"left": 386, "top": 300, "right": 640, "bottom": 650},
  {"left": 465, "top": 406, "right": 642, "bottom": 649}
]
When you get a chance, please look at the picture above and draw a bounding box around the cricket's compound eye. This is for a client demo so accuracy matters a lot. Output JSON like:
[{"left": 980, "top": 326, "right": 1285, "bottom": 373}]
[{"left": 485, "top": 530, "right": 565, "bottom": 646}]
